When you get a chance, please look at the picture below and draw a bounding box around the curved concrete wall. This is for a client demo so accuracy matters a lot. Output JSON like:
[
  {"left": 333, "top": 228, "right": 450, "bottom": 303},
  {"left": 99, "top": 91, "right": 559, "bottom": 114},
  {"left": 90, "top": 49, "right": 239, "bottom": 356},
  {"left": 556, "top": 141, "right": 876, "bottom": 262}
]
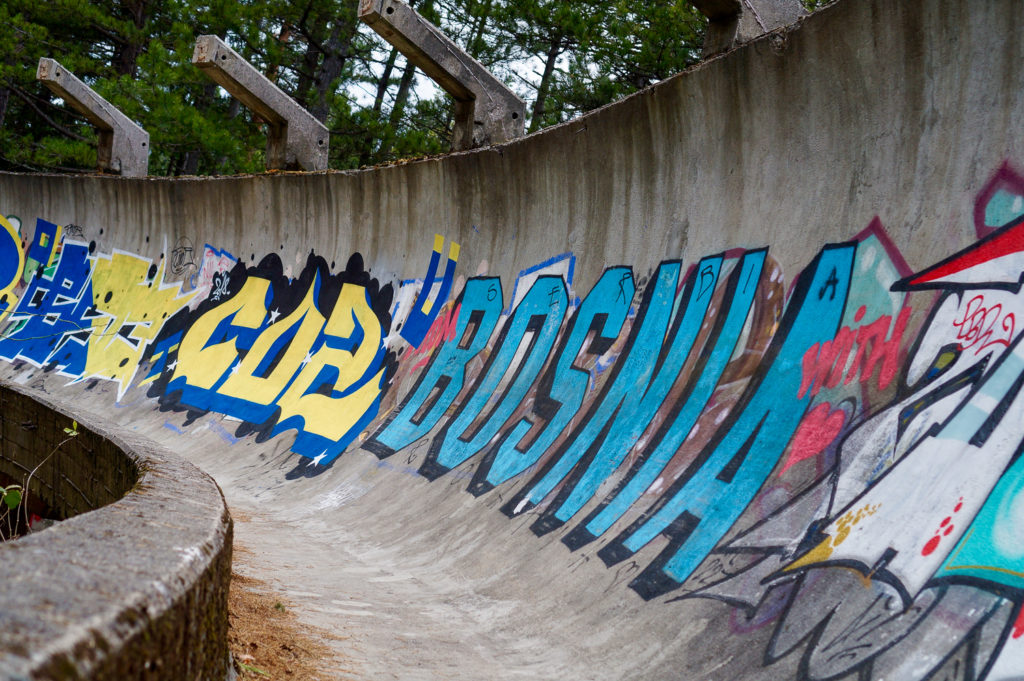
[
  {"left": 0, "top": 385, "right": 232, "bottom": 679},
  {"left": 0, "top": 387, "right": 138, "bottom": 522},
  {"left": 1, "top": 0, "right": 1023, "bottom": 679}
]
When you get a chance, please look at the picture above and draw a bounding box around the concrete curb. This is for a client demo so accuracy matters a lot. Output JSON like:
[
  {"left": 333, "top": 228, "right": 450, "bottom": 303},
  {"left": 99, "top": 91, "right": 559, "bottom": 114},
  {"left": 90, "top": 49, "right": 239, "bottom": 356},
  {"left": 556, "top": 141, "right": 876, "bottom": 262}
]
[{"left": 0, "top": 382, "right": 232, "bottom": 680}]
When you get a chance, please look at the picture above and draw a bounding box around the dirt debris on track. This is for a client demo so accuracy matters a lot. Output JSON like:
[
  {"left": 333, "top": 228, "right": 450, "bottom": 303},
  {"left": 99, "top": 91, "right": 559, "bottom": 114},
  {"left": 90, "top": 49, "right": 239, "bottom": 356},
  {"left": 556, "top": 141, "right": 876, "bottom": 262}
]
[{"left": 229, "top": 567, "right": 353, "bottom": 680}]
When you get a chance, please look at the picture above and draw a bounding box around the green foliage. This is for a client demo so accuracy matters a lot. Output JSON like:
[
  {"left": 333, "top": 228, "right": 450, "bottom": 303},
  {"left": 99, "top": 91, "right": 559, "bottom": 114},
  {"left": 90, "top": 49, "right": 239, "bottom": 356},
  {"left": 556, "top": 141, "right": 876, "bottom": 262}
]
[
  {"left": 2, "top": 485, "right": 22, "bottom": 512},
  {"left": 1, "top": 0, "right": 707, "bottom": 174},
  {"left": 0, "top": 484, "right": 23, "bottom": 541}
]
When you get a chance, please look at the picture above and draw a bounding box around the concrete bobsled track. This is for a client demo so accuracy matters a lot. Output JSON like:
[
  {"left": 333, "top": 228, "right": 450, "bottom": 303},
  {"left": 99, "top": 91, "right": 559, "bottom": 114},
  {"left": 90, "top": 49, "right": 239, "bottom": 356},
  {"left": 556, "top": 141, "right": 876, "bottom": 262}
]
[{"left": 2, "top": 0, "right": 1024, "bottom": 678}]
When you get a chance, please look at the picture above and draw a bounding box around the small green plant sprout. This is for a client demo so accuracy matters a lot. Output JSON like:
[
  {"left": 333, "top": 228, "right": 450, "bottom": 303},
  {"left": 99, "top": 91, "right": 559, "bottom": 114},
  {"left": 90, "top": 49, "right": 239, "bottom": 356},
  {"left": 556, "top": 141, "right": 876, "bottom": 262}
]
[
  {"left": 2, "top": 485, "right": 22, "bottom": 510},
  {"left": 237, "top": 660, "right": 269, "bottom": 677},
  {"left": 21, "top": 418, "right": 81, "bottom": 533},
  {"left": 0, "top": 484, "right": 23, "bottom": 540}
]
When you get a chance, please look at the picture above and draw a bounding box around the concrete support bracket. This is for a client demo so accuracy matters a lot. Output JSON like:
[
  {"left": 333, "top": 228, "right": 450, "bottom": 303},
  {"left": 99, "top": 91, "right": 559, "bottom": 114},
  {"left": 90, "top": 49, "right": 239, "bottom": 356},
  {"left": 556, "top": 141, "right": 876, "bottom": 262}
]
[
  {"left": 359, "top": 0, "right": 525, "bottom": 150},
  {"left": 36, "top": 58, "right": 149, "bottom": 177},
  {"left": 693, "top": 0, "right": 807, "bottom": 57},
  {"left": 192, "top": 35, "right": 329, "bottom": 171}
]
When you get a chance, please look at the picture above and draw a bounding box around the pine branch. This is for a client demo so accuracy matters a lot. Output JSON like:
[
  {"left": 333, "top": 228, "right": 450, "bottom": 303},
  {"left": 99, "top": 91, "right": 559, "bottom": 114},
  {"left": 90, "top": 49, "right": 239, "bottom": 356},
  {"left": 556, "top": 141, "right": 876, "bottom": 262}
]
[{"left": 9, "top": 86, "right": 91, "bottom": 142}]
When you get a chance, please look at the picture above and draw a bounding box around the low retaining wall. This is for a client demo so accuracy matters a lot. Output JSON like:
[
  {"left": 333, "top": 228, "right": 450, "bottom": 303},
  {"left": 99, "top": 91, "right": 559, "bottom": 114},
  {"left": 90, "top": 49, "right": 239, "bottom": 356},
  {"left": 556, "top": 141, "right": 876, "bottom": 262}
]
[{"left": 0, "top": 383, "right": 232, "bottom": 680}]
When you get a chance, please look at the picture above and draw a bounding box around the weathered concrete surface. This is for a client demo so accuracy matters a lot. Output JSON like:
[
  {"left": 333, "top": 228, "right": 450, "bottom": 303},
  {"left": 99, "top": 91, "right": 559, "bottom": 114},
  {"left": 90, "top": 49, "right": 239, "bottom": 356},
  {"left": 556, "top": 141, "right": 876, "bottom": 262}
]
[
  {"left": 0, "top": 384, "right": 232, "bottom": 680},
  {"left": 359, "top": 0, "right": 526, "bottom": 150},
  {"left": 695, "top": 0, "right": 807, "bottom": 56},
  {"left": 36, "top": 58, "right": 149, "bottom": 177},
  {"left": 193, "top": 35, "right": 329, "bottom": 171},
  {"left": 1, "top": 0, "right": 1024, "bottom": 679}
]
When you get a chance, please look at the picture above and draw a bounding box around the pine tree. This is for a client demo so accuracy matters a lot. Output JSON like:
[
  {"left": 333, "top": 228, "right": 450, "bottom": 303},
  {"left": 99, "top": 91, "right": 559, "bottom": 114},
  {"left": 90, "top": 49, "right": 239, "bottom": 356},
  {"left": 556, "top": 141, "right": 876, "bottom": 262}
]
[{"left": 0, "top": 0, "right": 708, "bottom": 174}]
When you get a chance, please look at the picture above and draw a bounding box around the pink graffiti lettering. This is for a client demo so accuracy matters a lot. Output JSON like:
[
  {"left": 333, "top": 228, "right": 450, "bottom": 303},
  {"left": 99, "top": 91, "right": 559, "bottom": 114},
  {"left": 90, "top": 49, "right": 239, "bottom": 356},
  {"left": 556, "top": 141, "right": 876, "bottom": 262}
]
[
  {"left": 799, "top": 306, "right": 912, "bottom": 399},
  {"left": 781, "top": 402, "right": 846, "bottom": 474}
]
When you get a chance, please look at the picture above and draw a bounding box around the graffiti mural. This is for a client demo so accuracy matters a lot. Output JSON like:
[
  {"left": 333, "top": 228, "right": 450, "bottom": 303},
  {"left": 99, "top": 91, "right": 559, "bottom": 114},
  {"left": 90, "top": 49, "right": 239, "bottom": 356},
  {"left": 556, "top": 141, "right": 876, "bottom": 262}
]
[
  {"left": 0, "top": 228, "right": 408, "bottom": 471},
  {"left": 146, "top": 251, "right": 398, "bottom": 470},
  {"left": 358, "top": 165, "right": 1024, "bottom": 681},
  {"left": 397, "top": 233, "right": 459, "bottom": 348},
  {"left": 0, "top": 214, "right": 25, "bottom": 319},
  {"left": 4, "top": 162, "right": 1024, "bottom": 681},
  {"left": 673, "top": 177, "right": 1024, "bottom": 681}
]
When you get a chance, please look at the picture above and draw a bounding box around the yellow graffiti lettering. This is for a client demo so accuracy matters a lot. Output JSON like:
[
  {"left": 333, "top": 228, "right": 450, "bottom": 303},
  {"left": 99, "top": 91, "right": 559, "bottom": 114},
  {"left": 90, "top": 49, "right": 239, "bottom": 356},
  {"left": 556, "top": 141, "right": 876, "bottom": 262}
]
[
  {"left": 85, "top": 253, "right": 195, "bottom": 397},
  {"left": 218, "top": 276, "right": 326, "bottom": 406},
  {"left": 173, "top": 277, "right": 270, "bottom": 390},
  {"left": 0, "top": 214, "right": 25, "bottom": 322},
  {"left": 275, "top": 284, "right": 384, "bottom": 441},
  {"left": 783, "top": 502, "right": 881, "bottom": 573}
]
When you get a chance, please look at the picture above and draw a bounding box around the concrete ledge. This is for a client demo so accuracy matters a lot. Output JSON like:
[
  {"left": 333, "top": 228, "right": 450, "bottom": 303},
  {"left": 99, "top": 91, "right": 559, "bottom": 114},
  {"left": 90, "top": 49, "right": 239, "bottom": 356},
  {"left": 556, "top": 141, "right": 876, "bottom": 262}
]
[
  {"left": 36, "top": 59, "right": 150, "bottom": 177},
  {"left": 192, "top": 35, "right": 329, "bottom": 171},
  {"left": 0, "top": 382, "right": 232, "bottom": 680},
  {"left": 360, "top": 0, "right": 525, "bottom": 150},
  {"left": 694, "top": 0, "right": 806, "bottom": 56}
]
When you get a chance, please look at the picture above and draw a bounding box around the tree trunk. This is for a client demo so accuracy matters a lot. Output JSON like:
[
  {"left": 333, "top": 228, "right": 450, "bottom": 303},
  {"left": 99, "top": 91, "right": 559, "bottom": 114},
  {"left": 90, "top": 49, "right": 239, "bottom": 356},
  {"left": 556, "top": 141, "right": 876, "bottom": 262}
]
[
  {"left": 529, "top": 39, "right": 562, "bottom": 133},
  {"left": 388, "top": 59, "right": 417, "bottom": 128},
  {"left": 113, "top": 0, "right": 150, "bottom": 77},
  {"left": 373, "top": 47, "right": 399, "bottom": 114},
  {"left": 295, "top": 38, "right": 322, "bottom": 108},
  {"left": 265, "top": 23, "right": 294, "bottom": 84},
  {"left": 468, "top": 0, "right": 493, "bottom": 59},
  {"left": 0, "top": 88, "right": 9, "bottom": 130},
  {"left": 310, "top": 14, "right": 357, "bottom": 123},
  {"left": 372, "top": 0, "right": 423, "bottom": 115},
  {"left": 179, "top": 82, "right": 218, "bottom": 175},
  {"left": 179, "top": 150, "right": 201, "bottom": 175}
]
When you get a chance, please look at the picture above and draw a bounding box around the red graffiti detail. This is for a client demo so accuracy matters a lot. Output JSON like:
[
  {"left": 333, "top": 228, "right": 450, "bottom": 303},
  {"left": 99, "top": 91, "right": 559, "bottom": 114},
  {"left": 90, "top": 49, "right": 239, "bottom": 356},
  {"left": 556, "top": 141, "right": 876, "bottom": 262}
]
[
  {"left": 904, "top": 219, "right": 1024, "bottom": 287},
  {"left": 799, "top": 307, "right": 912, "bottom": 398},
  {"left": 921, "top": 497, "right": 965, "bottom": 557},
  {"left": 409, "top": 303, "right": 461, "bottom": 372},
  {"left": 952, "top": 294, "right": 1015, "bottom": 354},
  {"left": 781, "top": 402, "right": 846, "bottom": 474},
  {"left": 1014, "top": 606, "right": 1024, "bottom": 639}
]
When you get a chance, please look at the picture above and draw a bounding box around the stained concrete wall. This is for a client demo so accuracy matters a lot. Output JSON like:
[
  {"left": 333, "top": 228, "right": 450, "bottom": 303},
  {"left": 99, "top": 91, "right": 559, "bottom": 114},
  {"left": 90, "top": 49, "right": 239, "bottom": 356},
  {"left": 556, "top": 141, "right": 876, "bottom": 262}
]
[
  {"left": 0, "top": 0, "right": 1023, "bottom": 679},
  {"left": 0, "top": 385, "right": 137, "bottom": 521}
]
